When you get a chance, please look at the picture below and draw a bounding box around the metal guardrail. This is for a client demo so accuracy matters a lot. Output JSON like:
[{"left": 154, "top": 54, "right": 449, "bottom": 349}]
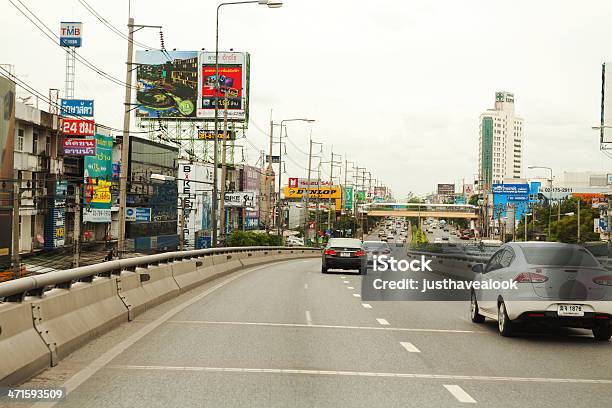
[{"left": 0, "top": 246, "right": 318, "bottom": 301}]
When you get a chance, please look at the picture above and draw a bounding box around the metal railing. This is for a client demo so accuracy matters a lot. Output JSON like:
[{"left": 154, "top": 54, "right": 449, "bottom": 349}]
[{"left": 0, "top": 246, "right": 318, "bottom": 302}]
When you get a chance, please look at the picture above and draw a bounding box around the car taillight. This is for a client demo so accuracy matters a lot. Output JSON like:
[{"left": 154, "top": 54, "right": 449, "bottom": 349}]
[
  {"left": 592, "top": 275, "right": 612, "bottom": 286},
  {"left": 354, "top": 250, "right": 365, "bottom": 257},
  {"left": 382, "top": 250, "right": 390, "bottom": 254},
  {"left": 514, "top": 272, "right": 549, "bottom": 283},
  {"left": 324, "top": 249, "right": 336, "bottom": 255}
]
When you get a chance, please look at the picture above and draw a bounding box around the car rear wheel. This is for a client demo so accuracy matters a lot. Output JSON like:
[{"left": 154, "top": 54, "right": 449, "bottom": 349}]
[
  {"left": 592, "top": 326, "right": 612, "bottom": 341},
  {"left": 470, "top": 291, "right": 485, "bottom": 323},
  {"left": 321, "top": 267, "right": 328, "bottom": 274},
  {"left": 498, "top": 301, "right": 515, "bottom": 337}
]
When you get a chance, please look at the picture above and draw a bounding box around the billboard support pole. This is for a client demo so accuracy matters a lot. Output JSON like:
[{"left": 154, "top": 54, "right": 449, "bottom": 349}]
[
  {"left": 73, "top": 184, "right": 81, "bottom": 268},
  {"left": 219, "top": 99, "right": 228, "bottom": 244},
  {"left": 117, "top": 17, "right": 134, "bottom": 257}
]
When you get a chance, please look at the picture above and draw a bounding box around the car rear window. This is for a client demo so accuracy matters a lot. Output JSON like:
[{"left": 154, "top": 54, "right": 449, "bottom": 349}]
[
  {"left": 521, "top": 247, "right": 599, "bottom": 267},
  {"left": 363, "top": 242, "right": 390, "bottom": 250},
  {"left": 328, "top": 238, "right": 362, "bottom": 248}
]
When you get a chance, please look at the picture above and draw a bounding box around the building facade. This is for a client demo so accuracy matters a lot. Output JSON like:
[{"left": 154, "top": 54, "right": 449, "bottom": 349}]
[{"left": 478, "top": 91, "right": 524, "bottom": 191}]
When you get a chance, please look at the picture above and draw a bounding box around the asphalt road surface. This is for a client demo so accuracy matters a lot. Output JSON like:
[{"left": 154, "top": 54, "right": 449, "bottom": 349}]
[{"left": 15, "top": 252, "right": 612, "bottom": 408}]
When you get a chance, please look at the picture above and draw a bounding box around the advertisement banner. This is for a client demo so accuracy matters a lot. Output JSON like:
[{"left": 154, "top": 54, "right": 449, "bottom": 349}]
[
  {"left": 0, "top": 77, "right": 15, "bottom": 268},
  {"left": 437, "top": 183, "right": 455, "bottom": 195},
  {"left": 135, "top": 50, "right": 198, "bottom": 118},
  {"left": 126, "top": 207, "right": 152, "bottom": 222},
  {"left": 344, "top": 186, "right": 353, "bottom": 210},
  {"left": 284, "top": 186, "right": 342, "bottom": 200},
  {"left": 224, "top": 192, "right": 255, "bottom": 208},
  {"left": 492, "top": 183, "right": 529, "bottom": 195},
  {"left": 266, "top": 155, "right": 280, "bottom": 164},
  {"left": 54, "top": 181, "right": 67, "bottom": 247},
  {"left": 178, "top": 161, "right": 214, "bottom": 249},
  {"left": 61, "top": 99, "right": 94, "bottom": 117},
  {"left": 197, "top": 51, "right": 249, "bottom": 121},
  {"left": 288, "top": 178, "right": 332, "bottom": 188},
  {"left": 60, "top": 22, "right": 82, "bottom": 47},
  {"left": 62, "top": 138, "right": 96, "bottom": 155},
  {"left": 60, "top": 118, "right": 95, "bottom": 136},
  {"left": 83, "top": 134, "right": 113, "bottom": 223}
]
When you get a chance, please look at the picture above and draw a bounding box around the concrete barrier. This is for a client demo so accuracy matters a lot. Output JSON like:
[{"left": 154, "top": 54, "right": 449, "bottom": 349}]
[
  {"left": 117, "top": 263, "right": 179, "bottom": 319},
  {"left": 172, "top": 256, "right": 229, "bottom": 291},
  {"left": 0, "top": 302, "right": 50, "bottom": 386},
  {"left": 211, "top": 253, "right": 243, "bottom": 274},
  {"left": 30, "top": 277, "right": 128, "bottom": 363}
]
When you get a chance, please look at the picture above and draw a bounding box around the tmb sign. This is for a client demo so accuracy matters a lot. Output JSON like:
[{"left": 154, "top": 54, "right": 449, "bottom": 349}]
[
  {"left": 60, "top": 22, "right": 82, "bottom": 47},
  {"left": 61, "top": 118, "right": 95, "bottom": 136}
]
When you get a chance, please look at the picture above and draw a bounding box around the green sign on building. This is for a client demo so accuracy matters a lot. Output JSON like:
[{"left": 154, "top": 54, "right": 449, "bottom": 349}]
[{"left": 344, "top": 186, "right": 353, "bottom": 210}]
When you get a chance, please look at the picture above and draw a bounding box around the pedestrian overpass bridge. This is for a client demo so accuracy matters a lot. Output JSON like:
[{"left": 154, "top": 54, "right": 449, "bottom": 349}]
[{"left": 362, "top": 202, "right": 479, "bottom": 219}]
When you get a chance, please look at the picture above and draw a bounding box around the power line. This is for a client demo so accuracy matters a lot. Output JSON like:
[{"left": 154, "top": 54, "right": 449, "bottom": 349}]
[{"left": 8, "top": 0, "right": 137, "bottom": 90}]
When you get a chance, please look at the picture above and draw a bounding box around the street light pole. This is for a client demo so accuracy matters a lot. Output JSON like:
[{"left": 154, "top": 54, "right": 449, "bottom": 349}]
[{"left": 213, "top": 0, "right": 283, "bottom": 247}]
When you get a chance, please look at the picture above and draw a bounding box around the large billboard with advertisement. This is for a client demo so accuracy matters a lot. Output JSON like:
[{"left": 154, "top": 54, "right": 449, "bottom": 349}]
[
  {"left": 83, "top": 134, "right": 113, "bottom": 223},
  {"left": 178, "top": 161, "right": 214, "bottom": 249},
  {"left": 0, "top": 77, "right": 15, "bottom": 268},
  {"left": 135, "top": 50, "right": 198, "bottom": 119},
  {"left": 197, "top": 51, "right": 250, "bottom": 121},
  {"left": 284, "top": 186, "right": 342, "bottom": 200}
]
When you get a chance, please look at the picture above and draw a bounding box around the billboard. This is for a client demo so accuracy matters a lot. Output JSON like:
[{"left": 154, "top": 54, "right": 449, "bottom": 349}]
[
  {"left": 284, "top": 186, "right": 342, "bottom": 200},
  {"left": 61, "top": 99, "right": 94, "bottom": 117},
  {"left": 224, "top": 192, "right": 255, "bottom": 208},
  {"left": 83, "top": 134, "right": 113, "bottom": 223},
  {"left": 61, "top": 118, "right": 95, "bottom": 136},
  {"left": 126, "top": 207, "right": 152, "bottom": 222},
  {"left": 492, "top": 183, "right": 529, "bottom": 196},
  {"left": 135, "top": 50, "right": 198, "bottom": 118},
  {"left": 197, "top": 51, "right": 249, "bottom": 121},
  {"left": 60, "top": 22, "right": 82, "bottom": 47},
  {"left": 178, "top": 161, "right": 214, "bottom": 249},
  {"left": 288, "top": 178, "right": 332, "bottom": 188},
  {"left": 197, "top": 129, "right": 236, "bottom": 140},
  {"left": 0, "top": 77, "right": 15, "bottom": 267},
  {"left": 344, "top": 186, "right": 354, "bottom": 210},
  {"left": 62, "top": 138, "right": 96, "bottom": 156}
]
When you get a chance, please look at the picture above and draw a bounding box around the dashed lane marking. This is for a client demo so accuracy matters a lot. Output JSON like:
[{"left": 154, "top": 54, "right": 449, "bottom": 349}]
[{"left": 443, "top": 385, "right": 477, "bottom": 403}]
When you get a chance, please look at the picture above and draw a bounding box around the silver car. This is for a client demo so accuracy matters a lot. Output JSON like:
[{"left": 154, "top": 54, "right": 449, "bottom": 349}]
[
  {"left": 470, "top": 242, "right": 612, "bottom": 340},
  {"left": 363, "top": 240, "right": 391, "bottom": 268}
]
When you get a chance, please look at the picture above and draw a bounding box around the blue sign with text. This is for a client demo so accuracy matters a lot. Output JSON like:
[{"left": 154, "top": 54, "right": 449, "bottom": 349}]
[{"left": 61, "top": 99, "right": 94, "bottom": 117}]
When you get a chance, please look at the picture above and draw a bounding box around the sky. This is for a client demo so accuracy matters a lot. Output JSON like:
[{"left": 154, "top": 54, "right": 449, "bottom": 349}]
[{"left": 3, "top": 0, "right": 612, "bottom": 198}]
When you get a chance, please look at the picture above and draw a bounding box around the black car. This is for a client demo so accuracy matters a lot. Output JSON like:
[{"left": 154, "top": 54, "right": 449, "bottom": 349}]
[{"left": 322, "top": 238, "right": 367, "bottom": 274}]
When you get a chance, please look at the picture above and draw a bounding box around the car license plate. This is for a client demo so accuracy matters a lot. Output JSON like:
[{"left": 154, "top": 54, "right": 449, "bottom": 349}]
[
  {"left": 340, "top": 252, "right": 351, "bottom": 257},
  {"left": 557, "top": 304, "right": 584, "bottom": 317}
]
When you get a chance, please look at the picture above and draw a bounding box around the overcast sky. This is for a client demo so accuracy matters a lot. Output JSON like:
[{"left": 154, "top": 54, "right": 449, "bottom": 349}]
[{"left": 3, "top": 0, "right": 612, "bottom": 197}]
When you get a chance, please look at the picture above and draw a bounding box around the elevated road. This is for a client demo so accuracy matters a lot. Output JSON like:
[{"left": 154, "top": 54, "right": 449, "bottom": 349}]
[{"left": 13, "top": 253, "right": 612, "bottom": 408}]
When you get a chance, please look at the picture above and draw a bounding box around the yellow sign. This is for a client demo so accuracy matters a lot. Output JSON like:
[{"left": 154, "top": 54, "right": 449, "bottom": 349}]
[{"left": 284, "top": 186, "right": 342, "bottom": 199}]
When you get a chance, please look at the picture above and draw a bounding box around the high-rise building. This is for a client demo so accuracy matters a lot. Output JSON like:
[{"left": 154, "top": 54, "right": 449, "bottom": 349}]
[{"left": 478, "top": 91, "right": 524, "bottom": 191}]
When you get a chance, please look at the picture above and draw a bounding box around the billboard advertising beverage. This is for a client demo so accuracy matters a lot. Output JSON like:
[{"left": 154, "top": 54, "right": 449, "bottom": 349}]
[
  {"left": 83, "top": 134, "right": 113, "bottom": 223},
  {"left": 136, "top": 50, "right": 198, "bottom": 118},
  {"left": 197, "top": 51, "right": 249, "bottom": 121}
]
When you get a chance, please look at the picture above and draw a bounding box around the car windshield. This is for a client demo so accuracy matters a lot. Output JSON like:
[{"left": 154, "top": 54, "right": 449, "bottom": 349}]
[
  {"left": 521, "top": 246, "right": 600, "bottom": 267},
  {"left": 327, "top": 238, "right": 362, "bottom": 248}
]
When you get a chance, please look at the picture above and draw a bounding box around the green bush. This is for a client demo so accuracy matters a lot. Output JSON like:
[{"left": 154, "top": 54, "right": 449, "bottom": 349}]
[{"left": 226, "top": 231, "right": 284, "bottom": 247}]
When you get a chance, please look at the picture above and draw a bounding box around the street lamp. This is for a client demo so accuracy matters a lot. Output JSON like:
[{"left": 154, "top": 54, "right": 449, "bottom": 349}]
[
  {"left": 528, "top": 165, "right": 553, "bottom": 240},
  {"left": 212, "top": 0, "right": 282, "bottom": 248},
  {"left": 275, "top": 118, "right": 315, "bottom": 239}
]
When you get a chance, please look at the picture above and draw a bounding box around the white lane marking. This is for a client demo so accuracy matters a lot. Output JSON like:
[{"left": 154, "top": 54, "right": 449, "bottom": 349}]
[
  {"left": 304, "top": 283, "right": 308, "bottom": 289},
  {"left": 443, "top": 385, "right": 477, "bottom": 403},
  {"left": 305, "top": 310, "right": 313, "bottom": 326},
  {"left": 166, "top": 320, "right": 486, "bottom": 334},
  {"left": 340, "top": 276, "right": 346, "bottom": 279},
  {"left": 347, "top": 286, "right": 354, "bottom": 290},
  {"left": 376, "top": 318, "right": 390, "bottom": 326},
  {"left": 31, "top": 263, "right": 279, "bottom": 408},
  {"left": 400, "top": 341, "right": 421, "bottom": 353},
  {"left": 361, "top": 303, "right": 372, "bottom": 309},
  {"left": 343, "top": 280, "right": 350, "bottom": 284},
  {"left": 108, "top": 365, "right": 612, "bottom": 385},
  {"left": 352, "top": 293, "right": 361, "bottom": 298}
]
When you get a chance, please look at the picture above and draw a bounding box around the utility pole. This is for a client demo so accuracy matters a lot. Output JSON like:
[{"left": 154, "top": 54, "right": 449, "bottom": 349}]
[
  {"left": 267, "top": 119, "right": 274, "bottom": 232},
  {"left": 315, "top": 161, "right": 322, "bottom": 246},
  {"left": 219, "top": 98, "right": 229, "bottom": 244},
  {"left": 11, "top": 179, "right": 20, "bottom": 277},
  {"left": 303, "top": 138, "right": 313, "bottom": 242},
  {"left": 73, "top": 184, "right": 81, "bottom": 268},
  {"left": 117, "top": 17, "right": 135, "bottom": 257},
  {"left": 276, "top": 125, "right": 284, "bottom": 239}
]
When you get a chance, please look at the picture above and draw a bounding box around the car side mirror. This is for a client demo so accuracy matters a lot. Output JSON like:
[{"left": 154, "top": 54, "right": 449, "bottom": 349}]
[{"left": 471, "top": 263, "right": 484, "bottom": 274}]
